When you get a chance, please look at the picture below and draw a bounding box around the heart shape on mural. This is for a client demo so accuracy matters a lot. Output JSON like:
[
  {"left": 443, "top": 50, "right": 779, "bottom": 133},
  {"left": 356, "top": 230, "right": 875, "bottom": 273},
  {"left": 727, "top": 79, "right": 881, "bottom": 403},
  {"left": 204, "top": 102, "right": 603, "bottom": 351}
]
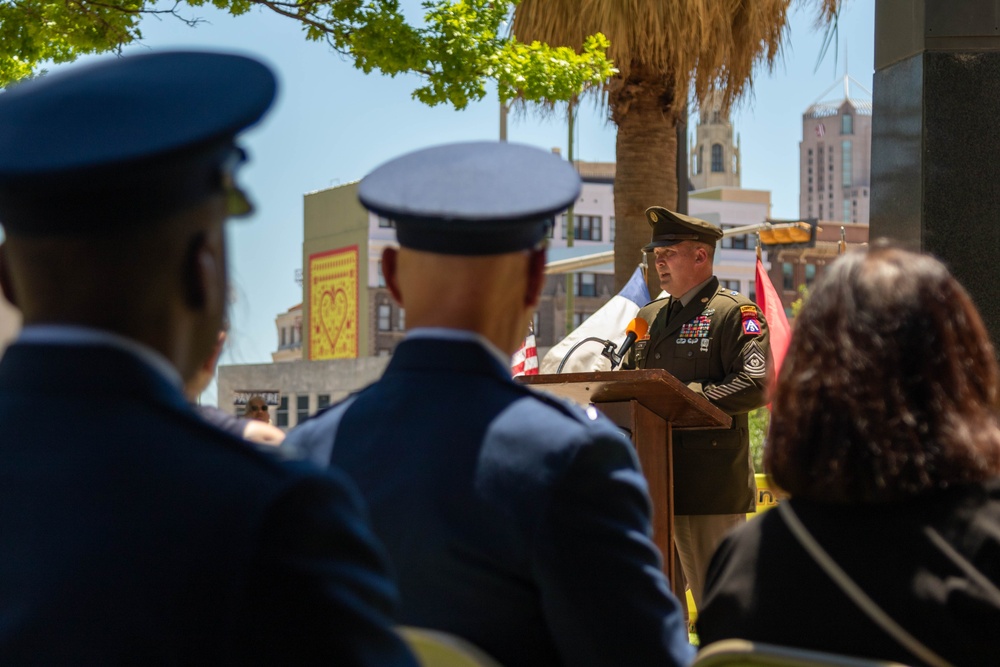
[{"left": 319, "top": 288, "right": 349, "bottom": 348}]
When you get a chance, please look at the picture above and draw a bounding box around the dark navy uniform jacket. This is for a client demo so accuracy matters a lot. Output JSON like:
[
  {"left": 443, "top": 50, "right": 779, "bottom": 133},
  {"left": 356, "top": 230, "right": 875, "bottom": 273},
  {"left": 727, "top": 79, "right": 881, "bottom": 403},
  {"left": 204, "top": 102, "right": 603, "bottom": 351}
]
[
  {"left": 286, "top": 335, "right": 693, "bottom": 667},
  {"left": 0, "top": 338, "right": 417, "bottom": 666}
]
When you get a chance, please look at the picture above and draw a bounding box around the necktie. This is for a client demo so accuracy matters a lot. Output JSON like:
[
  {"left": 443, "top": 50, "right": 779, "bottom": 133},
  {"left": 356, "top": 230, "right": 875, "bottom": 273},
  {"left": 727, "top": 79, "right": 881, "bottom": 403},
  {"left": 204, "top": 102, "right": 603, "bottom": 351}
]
[{"left": 668, "top": 299, "right": 683, "bottom": 323}]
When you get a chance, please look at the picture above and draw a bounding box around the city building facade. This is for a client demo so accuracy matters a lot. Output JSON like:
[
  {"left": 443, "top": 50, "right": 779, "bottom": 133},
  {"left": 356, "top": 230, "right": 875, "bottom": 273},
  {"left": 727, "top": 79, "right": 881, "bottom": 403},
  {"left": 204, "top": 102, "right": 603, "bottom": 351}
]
[
  {"left": 799, "top": 75, "right": 873, "bottom": 224},
  {"left": 689, "top": 92, "right": 741, "bottom": 191}
]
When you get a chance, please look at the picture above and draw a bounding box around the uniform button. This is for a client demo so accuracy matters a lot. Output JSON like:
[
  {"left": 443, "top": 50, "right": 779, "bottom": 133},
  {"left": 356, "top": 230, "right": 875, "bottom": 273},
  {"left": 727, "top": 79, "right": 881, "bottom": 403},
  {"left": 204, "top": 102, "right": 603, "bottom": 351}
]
[
  {"left": 654, "top": 353, "right": 661, "bottom": 360},
  {"left": 711, "top": 441, "right": 718, "bottom": 447},
  {"left": 687, "top": 351, "right": 693, "bottom": 357}
]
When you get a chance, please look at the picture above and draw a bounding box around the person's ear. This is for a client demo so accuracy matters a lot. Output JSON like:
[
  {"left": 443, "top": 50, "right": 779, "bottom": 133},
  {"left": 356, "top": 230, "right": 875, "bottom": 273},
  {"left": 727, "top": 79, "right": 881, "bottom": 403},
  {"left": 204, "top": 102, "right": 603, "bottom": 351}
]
[
  {"left": 0, "top": 243, "right": 16, "bottom": 308},
  {"left": 382, "top": 246, "right": 403, "bottom": 306},
  {"left": 694, "top": 246, "right": 709, "bottom": 266},
  {"left": 181, "top": 230, "right": 224, "bottom": 312},
  {"left": 525, "top": 247, "right": 546, "bottom": 309}
]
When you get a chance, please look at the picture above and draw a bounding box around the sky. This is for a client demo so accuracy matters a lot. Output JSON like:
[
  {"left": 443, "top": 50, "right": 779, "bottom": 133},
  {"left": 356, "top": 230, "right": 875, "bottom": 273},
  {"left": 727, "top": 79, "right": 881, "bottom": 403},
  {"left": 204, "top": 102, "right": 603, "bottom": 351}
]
[{"left": 15, "top": 1, "right": 876, "bottom": 404}]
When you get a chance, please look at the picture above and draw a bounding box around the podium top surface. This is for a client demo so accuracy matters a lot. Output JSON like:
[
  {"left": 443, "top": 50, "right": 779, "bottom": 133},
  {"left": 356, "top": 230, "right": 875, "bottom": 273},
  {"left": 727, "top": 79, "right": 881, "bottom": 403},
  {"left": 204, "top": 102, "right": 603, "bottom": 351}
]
[{"left": 517, "top": 369, "right": 732, "bottom": 430}]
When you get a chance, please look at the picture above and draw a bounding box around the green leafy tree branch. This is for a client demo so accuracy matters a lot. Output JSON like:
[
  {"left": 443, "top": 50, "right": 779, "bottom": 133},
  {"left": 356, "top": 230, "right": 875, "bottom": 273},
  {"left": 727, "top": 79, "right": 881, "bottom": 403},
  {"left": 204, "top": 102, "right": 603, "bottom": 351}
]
[{"left": 0, "top": 0, "right": 615, "bottom": 107}]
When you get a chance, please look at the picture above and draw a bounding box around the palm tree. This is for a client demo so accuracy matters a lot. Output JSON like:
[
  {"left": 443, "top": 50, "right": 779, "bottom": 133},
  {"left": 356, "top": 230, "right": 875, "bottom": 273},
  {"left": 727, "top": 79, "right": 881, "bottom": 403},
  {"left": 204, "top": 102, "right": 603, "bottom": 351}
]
[{"left": 512, "top": 0, "right": 840, "bottom": 291}]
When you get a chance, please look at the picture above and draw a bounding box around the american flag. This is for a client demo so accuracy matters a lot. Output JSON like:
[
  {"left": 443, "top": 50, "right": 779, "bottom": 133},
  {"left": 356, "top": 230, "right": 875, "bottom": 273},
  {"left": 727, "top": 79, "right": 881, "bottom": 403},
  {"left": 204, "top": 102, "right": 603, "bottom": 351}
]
[
  {"left": 815, "top": 123, "right": 826, "bottom": 138},
  {"left": 511, "top": 328, "right": 539, "bottom": 377}
]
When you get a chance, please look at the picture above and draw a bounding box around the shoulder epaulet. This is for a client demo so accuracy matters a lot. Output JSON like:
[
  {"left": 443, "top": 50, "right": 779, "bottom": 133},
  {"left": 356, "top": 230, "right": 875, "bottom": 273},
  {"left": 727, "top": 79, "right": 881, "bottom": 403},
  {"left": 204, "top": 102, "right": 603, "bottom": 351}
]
[{"left": 715, "top": 287, "right": 742, "bottom": 303}]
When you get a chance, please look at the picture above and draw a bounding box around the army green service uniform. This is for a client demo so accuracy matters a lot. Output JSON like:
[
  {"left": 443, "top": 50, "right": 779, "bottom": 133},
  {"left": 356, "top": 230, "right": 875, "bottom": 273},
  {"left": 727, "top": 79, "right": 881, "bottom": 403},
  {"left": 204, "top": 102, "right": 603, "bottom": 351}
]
[
  {"left": 623, "top": 277, "right": 769, "bottom": 515},
  {"left": 623, "top": 205, "right": 771, "bottom": 610}
]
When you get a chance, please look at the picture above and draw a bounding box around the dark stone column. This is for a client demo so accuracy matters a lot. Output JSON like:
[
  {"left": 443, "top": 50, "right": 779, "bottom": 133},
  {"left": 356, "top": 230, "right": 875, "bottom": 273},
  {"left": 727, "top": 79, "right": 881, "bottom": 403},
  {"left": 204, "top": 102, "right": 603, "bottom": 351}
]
[{"left": 871, "top": 0, "right": 1000, "bottom": 345}]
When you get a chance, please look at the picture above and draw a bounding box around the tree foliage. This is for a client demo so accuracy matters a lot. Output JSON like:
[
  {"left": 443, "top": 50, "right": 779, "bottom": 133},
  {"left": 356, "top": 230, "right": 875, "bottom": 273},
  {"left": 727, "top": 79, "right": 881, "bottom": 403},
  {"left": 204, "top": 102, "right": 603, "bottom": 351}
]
[
  {"left": 748, "top": 406, "right": 769, "bottom": 473},
  {"left": 0, "top": 0, "right": 615, "bottom": 107}
]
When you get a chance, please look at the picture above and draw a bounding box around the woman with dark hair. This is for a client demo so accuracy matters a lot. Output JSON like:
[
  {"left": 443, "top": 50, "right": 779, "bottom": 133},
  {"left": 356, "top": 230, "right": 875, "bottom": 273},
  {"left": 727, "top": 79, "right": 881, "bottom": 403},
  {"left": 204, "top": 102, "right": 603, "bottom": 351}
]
[{"left": 697, "top": 244, "right": 1000, "bottom": 666}]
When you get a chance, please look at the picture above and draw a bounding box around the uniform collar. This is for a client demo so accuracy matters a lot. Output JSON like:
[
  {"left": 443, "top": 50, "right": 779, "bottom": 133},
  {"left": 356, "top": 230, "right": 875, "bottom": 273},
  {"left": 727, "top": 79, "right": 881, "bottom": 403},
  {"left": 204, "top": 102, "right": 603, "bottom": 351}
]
[{"left": 15, "top": 324, "right": 183, "bottom": 390}]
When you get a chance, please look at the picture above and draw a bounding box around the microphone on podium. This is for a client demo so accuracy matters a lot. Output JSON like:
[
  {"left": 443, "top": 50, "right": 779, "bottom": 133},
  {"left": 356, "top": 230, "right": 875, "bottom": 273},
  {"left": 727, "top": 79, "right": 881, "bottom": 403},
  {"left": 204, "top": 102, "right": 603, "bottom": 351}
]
[
  {"left": 554, "top": 317, "right": 650, "bottom": 373},
  {"left": 615, "top": 317, "right": 649, "bottom": 366}
]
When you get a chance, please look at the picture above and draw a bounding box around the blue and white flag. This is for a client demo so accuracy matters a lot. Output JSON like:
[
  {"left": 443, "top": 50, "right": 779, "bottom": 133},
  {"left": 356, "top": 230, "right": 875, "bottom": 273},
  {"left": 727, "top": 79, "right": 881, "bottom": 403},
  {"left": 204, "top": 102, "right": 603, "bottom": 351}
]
[{"left": 540, "top": 265, "right": 652, "bottom": 374}]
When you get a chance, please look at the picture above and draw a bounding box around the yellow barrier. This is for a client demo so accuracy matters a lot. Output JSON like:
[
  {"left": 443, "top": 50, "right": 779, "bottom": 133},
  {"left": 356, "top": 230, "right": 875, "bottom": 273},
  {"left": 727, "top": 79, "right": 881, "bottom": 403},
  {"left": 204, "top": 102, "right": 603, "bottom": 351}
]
[{"left": 687, "top": 474, "right": 782, "bottom": 627}]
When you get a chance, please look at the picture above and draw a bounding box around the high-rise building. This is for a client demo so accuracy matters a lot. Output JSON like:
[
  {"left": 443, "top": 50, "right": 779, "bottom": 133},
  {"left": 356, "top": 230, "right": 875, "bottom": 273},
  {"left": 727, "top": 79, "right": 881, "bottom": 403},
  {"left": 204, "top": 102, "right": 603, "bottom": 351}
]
[
  {"left": 690, "top": 92, "right": 741, "bottom": 191},
  {"left": 798, "top": 75, "right": 872, "bottom": 224}
]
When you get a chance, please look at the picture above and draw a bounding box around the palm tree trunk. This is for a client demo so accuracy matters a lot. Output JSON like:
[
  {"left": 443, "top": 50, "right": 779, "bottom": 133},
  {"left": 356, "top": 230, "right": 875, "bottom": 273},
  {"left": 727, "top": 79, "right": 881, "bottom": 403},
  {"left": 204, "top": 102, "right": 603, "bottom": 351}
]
[{"left": 611, "top": 64, "right": 679, "bottom": 295}]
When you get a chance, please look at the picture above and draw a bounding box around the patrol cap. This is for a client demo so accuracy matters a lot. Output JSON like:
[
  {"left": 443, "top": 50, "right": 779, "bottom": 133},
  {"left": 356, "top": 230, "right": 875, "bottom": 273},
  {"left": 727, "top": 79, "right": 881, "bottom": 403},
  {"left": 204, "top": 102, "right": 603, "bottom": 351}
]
[
  {"left": 358, "top": 141, "right": 581, "bottom": 255},
  {"left": 643, "top": 206, "right": 723, "bottom": 252},
  {"left": 0, "top": 51, "right": 277, "bottom": 235}
]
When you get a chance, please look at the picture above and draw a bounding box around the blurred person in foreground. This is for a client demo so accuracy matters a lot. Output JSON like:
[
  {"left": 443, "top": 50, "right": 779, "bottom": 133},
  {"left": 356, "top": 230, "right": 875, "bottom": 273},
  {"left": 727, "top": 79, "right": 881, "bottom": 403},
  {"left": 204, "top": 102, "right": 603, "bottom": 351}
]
[
  {"left": 285, "top": 141, "right": 694, "bottom": 667},
  {"left": 0, "top": 51, "right": 415, "bottom": 665},
  {"left": 698, "top": 243, "right": 1000, "bottom": 665}
]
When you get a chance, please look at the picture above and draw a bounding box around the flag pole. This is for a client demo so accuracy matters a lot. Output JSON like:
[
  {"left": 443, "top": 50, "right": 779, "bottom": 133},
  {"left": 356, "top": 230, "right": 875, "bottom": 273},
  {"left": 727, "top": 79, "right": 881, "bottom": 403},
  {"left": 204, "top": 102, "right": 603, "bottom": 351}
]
[
  {"left": 756, "top": 233, "right": 762, "bottom": 262},
  {"left": 839, "top": 226, "right": 847, "bottom": 255}
]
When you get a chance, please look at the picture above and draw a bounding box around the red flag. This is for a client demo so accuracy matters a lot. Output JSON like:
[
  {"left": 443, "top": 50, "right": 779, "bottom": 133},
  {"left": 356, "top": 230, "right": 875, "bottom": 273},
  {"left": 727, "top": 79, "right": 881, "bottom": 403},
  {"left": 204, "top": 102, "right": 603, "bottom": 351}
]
[
  {"left": 511, "top": 333, "right": 539, "bottom": 377},
  {"left": 755, "top": 258, "right": 791, "bottom": 382}
]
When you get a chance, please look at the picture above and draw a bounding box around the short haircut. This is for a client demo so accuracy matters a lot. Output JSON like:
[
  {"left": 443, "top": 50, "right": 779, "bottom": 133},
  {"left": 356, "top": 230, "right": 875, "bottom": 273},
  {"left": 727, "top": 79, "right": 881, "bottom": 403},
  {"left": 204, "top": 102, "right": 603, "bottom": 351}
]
[{"left": 765, "top": 242, "right": 1000, "bottom": 503}]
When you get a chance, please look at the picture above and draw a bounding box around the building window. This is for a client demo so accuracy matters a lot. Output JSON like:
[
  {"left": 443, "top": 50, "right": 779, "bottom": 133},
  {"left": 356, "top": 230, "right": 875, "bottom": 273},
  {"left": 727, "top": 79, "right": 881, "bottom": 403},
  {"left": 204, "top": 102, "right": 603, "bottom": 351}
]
[
  {"left": 841, "top": 113, "right": 853, "bottom": 135},
  {"left": 532, "top": 311, "right": 540, "bottom": 337},
  {"left": 805, "top": 264, "right": 817, "bottom": 287},
  {"left": 378, "top": 216, "right": 393, "bottom": 228},
  {"left": 574, "top": 272, "right": 597, "bottom": 297},
  {"left": 842, "top": 140, "right": 852, "bottom": 188},
  {"left": 711, "top": 144, "right": 724, "bottom": 173},
  {"left": 573, "top": 312, "right": 590, "bottom": 328},
  {"left": 296, "top": 395, "right": 309, "bottom": 424},
  {"left": 697, "top": 145, "right": 704, "bottom": 175},
  {"left": 561, "top": 215, "right": 602, "bottom": 241},
  {"left": 377, "top": 348, "right": 391, "bottom": 357},
  {"left": 280, "top": 327, "right": 286, "bottom": 347},
  {"left": 316, "top": 394, "right": 331, "bottom": 414},
  {"left": 720, "top": 279, "right": 740, "bottom": 292},
  {"left": 397, "top": 308, "right": 405, "bottom": 331},
  {"left": 721, "top": 227, "right": 748, "bottom": 250},
  {"left": 782, "top": 263, "right": 794, "bottom": 291},
  {"left": 843, "top": 198, "right": 851, "bottom": 223},
  {"left": 276, "top": 396, "right": 288, "bottom": 427},
  {"left": 576, "top": 215, "right": 602, "bottom": 241},
  {"left": 377, "top": 260, "right": 386, "bottom": 288},
  {"left": 610, "top": 217, "right": 616, "bottom": 241},
  {"left": 377, "top": 304, "right": 391, "bottom": 331},
  {"left": 819, "top": 203, "right": 823, "bottom": 218}
]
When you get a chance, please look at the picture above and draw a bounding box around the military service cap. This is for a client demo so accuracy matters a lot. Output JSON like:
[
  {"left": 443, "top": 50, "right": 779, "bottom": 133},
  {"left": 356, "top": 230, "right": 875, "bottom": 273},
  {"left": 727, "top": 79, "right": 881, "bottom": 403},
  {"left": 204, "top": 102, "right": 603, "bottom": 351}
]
[
  {"left": 643, "top": 206, "right": 724, "bottom": 252},
  {"left": 0, "top": 51, "right": 277, "bottom": 234},
  {"left": 358, "top": 141, "right": 580, "bottom": 255}
]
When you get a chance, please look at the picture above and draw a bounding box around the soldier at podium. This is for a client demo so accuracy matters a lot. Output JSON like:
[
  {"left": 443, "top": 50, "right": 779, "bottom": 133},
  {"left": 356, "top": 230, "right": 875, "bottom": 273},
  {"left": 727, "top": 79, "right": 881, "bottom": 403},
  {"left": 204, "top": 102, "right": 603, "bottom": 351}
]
[
  {"left": 285, "top": 142, "right": 694, "bottom": 667},
  {"left": 622, "top": 207, "right": 770, "bottom": 609}
]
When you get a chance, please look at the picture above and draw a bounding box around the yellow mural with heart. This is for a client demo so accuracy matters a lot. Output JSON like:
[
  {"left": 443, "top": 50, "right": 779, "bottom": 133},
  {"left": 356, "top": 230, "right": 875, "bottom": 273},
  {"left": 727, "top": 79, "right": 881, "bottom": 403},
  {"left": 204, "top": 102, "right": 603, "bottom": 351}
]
[{"left": 308, "top": 246, "right": 359, "bottom": 359}]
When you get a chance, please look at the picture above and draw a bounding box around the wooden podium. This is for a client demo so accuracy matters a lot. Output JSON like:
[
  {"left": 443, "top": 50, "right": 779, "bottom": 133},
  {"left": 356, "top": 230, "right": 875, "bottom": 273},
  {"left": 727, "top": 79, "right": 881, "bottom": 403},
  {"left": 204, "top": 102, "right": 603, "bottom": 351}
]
[{"left": 517, "top": 369, "right": 730, "bottom": 605}]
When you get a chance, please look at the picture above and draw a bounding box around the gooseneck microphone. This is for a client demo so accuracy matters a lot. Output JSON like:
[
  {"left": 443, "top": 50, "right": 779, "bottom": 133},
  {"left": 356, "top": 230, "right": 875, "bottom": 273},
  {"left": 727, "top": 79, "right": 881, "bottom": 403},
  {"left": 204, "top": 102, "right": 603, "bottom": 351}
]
[
  {"left": 554, "top": 317, "right": 650, "bottom": 373},
  {"left": 613, "top": 317, "right": 649, "bottom": 367}
]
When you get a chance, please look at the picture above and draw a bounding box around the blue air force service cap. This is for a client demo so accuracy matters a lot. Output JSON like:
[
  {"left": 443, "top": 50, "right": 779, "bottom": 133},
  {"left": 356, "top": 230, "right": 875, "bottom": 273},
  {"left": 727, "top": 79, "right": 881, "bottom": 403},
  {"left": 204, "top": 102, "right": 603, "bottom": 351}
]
[
  {"left": 358, "top": 141, "right": 581, "bottom": 255},
  {"left": 0, "top": 51, "right": 277, "bottom": 235}
]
